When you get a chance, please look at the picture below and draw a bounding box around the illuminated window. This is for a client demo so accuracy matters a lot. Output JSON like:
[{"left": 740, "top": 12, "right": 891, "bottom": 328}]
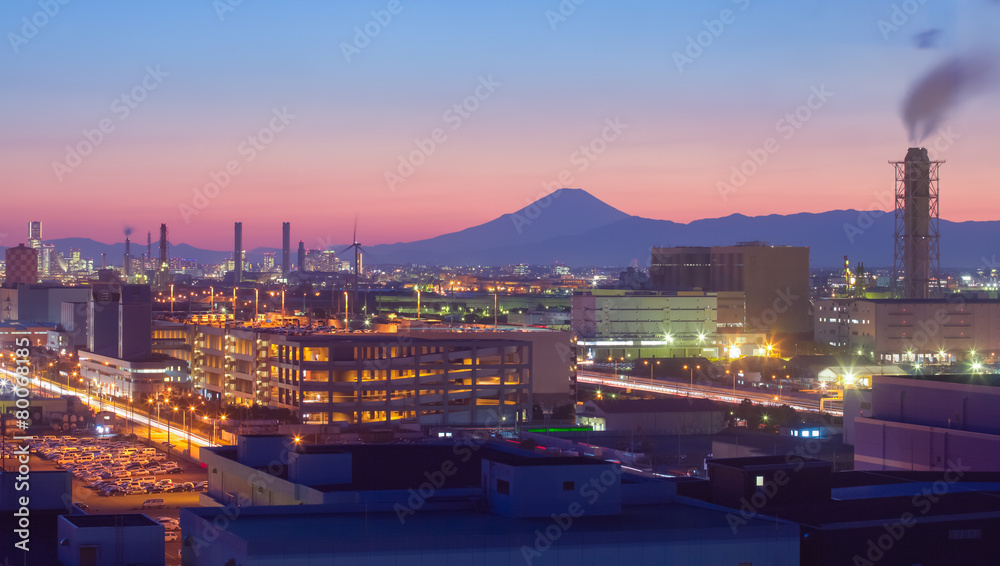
[{"left": 755, "top": 476, "right": 764, "bottom": 487}]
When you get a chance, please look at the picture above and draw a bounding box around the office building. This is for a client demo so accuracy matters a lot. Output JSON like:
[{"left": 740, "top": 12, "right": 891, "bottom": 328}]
[{"left": 650, "top": 243, "right": 811, "bottom": 336}]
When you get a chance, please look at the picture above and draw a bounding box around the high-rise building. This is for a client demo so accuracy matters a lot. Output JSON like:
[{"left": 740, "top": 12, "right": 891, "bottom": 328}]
[
  {"left": 263, "top": 252, "right": 275, "bottom": 272},
  {"left": 87, "top": 283, "right": 152, "bottom": 361},
  {"left": 4, "top": 243, "right": 38, "bottom": 286},
  {"left": 650, "top": 242, "right": 811, "bottom": 336}
]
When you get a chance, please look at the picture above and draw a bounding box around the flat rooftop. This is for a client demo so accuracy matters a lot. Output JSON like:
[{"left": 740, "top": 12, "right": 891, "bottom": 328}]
[
  {"left": 181, "top": 499, "right": 794, "bottom": 550},
  {"left": 61, "top": 514, "right": 160, "bottom": 528},
  {"left": 217, "top": 441, "right": 600, "bottom": 491},
  {"left": 879, "top": 373, "right": 1000, "bottom": 388}
]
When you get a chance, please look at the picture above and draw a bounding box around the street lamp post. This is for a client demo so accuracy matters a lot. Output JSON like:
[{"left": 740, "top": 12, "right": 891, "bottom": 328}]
[
  {"left": 643, "top": 359, "right": 660, "bottom": 380},
  {"left": 187, "top": 406, "right": 195, "bottom": 455},
  {"left": 683, "top": 364, "right": 700, "bottom": 396},
  {"left": 167, "top": 406, "right": 176, "bottom": 455}
]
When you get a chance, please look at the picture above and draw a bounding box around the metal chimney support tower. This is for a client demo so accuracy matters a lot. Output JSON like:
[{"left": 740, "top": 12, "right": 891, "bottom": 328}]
[{"left": 891, "top": 147, "right": 941, "bottom": 299}]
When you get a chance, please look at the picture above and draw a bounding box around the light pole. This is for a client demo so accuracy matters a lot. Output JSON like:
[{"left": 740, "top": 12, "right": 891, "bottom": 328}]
[
  {"left": 146, "top": 398, "right": 155, "bottom": 442},
  {"left": 186, "top": 406, "right": 194, "bottom": 455},
  {"left": 683, "top": 364, "right": 700, "bottom": 396},
  {"left": 168, "top": 406, "right": 176, "bottom": 455},
  {"left": 643, "top": 359, "right": 659, "bottom": 380}
]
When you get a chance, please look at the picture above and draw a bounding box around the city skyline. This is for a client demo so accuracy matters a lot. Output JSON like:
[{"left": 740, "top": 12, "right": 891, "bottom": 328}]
[{"left": 3, "top": 1, "right": 1000, "bottom": 249}]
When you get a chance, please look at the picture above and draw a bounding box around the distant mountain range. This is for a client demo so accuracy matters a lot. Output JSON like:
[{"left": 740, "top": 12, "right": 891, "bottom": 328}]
[{"left": 8, "top": 189, "right": 999, "bottom": 269}]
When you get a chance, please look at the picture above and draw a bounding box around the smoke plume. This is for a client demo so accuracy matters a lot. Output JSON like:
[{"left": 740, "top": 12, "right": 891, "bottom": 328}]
[{"left": 902, "top": 53, "right": 993, "bottom": 143}]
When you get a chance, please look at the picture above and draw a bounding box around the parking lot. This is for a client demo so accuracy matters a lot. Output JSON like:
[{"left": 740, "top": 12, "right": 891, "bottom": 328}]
[{"left": 28, "top": 433, "right": 209, "bottom": 562}]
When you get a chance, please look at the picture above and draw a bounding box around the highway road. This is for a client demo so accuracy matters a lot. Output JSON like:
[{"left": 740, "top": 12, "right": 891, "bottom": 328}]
[
  {"left": 4, "top": 369, "right": 218, "bottom": 448},
  {"left": 576, "top": 370, "right": 843, "bottom": 416}
]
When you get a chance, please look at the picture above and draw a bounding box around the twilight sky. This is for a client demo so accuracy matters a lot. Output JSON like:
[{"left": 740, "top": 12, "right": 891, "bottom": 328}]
[{"left": 2, "top": 0, "right": 999, "bottom": 250}]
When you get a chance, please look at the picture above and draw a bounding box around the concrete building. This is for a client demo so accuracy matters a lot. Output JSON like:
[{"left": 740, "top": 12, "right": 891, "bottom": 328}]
[
  {"left": 854, "top": 374, "right": 1000, "bottom": 471},
  {"left": 56, "top": 514, "right": 165, "bottom": 566},
  {"left": 78, "top": 350, "right": 188, "bottom": 400},
  {"left": 576, "top": 398, "right": 725, "bottom": 434},
  {"left": 153, "top": 322, "right": 573, "bottom": 426},
  {"left": 815, "top": 296, "right": 1000, "bottom": 363},
  {"left": 572, "top": 289, "right": 756, "bottom": 360},
  {"left": 650, "top": 243, "right": 811, "bottom": 336},
  {"left": 184, "top": 436, "right": 798, "bottom": 565},
  {"left": 87, "top": 283, "right": 152, "bottom": 361},
  {"left": 3, "top": 244, "right": 38, "bottom": 286}
]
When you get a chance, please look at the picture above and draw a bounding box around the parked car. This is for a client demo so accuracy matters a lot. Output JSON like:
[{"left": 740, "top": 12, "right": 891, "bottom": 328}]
[{"left": 164, "top": 531, "right": 179, "bottom": 542}]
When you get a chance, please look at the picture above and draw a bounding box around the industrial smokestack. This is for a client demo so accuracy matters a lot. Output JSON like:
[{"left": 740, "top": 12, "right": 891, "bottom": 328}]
[
  {"left": 892, "top": 147, "right": 940, "bottom": 299},
  {"left": 234, "top": 222, "right": 243, "bottom": 284},
  {"left": 124, "top": 235, "right": 131, "bottom": 279},
  {"left": 297, "top": 240, "right": 305, "bottom": 272},
  {"left": 282, "top": 222, "right": 290, "bottom": 279},
  {"left": 159, "top": 224, "right": 168, "bottom": 267}
]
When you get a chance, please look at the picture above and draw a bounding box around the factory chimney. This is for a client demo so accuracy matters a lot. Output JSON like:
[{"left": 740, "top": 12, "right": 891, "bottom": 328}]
[
  {"left": 234, "top": 222, "right": 243, "bottom": 284},
  {"left": 282, "top": 222, "right": 290, "bottom": 279},
  {"left": 124, "top": 235, "right": 131, "bottom": 280},
  {"left": 892, "top": 147, "right": 941, "bottom": 299},
  {"left": 297, "top": 240, "right": 305, "bottom": 273}
]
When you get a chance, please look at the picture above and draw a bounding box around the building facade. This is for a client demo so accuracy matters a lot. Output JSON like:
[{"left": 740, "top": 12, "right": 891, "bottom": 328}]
[
  {"left": 3, "top": 244, "right": 38, "bottom": 287},
  {"left": 853, "top": 374, "right": 1000, "bottom": 471},
  {"left": 571, "top": 289, "right": 759, "bottom": 360},
  {"left": 153, "top": 322, "right": 573, "bottom": 426},
  {"left": 815, "top": 296, "right": 1000, "bottom": 363},
  {"left": 650, "top": 243, "right": 811, "bottom": 336}
]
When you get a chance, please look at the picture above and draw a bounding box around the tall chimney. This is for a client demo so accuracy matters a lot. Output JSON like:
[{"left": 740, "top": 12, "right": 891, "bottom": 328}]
[
  {"left": 297, "top": 240, "right": 305, "bottom": 272},
  {"left": 159, "top": 224, "right": 168, "bottom": 269},
  {"left": 234, "top": 222, "right": 243, "bottom": 284},
  {"left": 892, "top": 147, "right": 940, "bottom": 300},
  {"left": 124, "top": 236, "right": 131, "bottom": 279},
  {"left": 282, "top": 222, "right": 291, "bottom": 279}
]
